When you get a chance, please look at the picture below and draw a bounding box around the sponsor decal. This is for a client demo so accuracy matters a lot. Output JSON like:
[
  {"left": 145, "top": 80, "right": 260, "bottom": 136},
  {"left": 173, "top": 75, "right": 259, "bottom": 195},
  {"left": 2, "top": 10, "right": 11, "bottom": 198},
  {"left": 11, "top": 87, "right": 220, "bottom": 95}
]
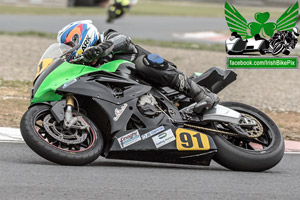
[
  {"left": 113, "top": 103, "right": 128, "bottom": 121},
  {"left": 117, "top": 130, "right": 141, "bottom": 149},
  {"left": 141, "top": 126, "right": 165, "bottom": 140},
  {"left": 152, "top": 129, "right": 175, "bottom": 148},
  {"left": 62, "top": 78, "right": 77, "bottom": 89}
]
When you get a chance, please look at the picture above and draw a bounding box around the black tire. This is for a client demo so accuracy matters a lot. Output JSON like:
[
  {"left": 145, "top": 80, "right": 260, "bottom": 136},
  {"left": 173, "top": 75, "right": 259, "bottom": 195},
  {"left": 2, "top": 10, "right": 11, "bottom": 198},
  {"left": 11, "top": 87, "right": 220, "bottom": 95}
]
[
  {"left": 210, "top": 102, "right": 284, "bottom": 172},
  {"left": 272, "top": 42, "right": 284, "bottom": 55},
  {"left": 259, "top": 49, "right": 266, "bottom": 55},
  {"left": 283, "top": 49, "right": 290, "bottom": 55},
  {"left": 20, "top": 105, "right": 103, "bottom": 165}
]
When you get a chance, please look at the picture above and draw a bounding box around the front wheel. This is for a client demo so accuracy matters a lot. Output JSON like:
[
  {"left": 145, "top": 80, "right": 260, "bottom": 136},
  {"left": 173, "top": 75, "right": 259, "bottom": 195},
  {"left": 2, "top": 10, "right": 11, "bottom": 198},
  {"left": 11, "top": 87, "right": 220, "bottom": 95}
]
[
  {"left": 272, "top": 42, "right": 284, "bottom": 55},
  {"left": 20, "top": 105, "right": 103, "bottom": 165},
  {"left": 210, "top": 102, "right": 284, "bottom": 171}
]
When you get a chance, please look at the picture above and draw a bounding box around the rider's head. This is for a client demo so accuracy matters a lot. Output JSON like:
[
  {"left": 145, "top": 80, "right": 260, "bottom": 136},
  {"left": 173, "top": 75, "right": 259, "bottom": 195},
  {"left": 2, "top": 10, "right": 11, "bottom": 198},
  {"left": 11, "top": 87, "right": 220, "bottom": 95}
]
[
  {"left": 57, "top": 20, "right": 100, "bottom": 61},
  {"left": 292, "top": 27, "right": 299, "bottom": 37}
]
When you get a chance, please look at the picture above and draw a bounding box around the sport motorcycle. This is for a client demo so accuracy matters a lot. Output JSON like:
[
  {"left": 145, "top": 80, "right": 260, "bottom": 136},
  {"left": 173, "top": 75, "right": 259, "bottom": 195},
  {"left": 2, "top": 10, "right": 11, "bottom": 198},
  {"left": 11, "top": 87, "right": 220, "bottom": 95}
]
[{"left": 20, "top": 43, "right": 285, "bottom": 171}]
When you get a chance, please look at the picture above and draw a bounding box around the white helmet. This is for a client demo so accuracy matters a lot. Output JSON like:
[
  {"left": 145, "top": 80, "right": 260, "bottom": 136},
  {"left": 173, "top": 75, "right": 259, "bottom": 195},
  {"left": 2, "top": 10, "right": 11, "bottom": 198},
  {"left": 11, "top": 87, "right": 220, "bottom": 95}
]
[
  {"left": 57, "top": 20, "right": 100, "bottom": 61},
  {"left": 292, "top": 27, "right": 299, "bottom": 37}
]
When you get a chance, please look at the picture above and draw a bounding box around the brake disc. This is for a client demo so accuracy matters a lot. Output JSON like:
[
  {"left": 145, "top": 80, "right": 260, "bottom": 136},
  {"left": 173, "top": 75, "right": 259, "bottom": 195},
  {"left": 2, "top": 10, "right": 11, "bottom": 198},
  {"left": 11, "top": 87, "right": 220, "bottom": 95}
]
[{"left": 43, "top": 114, "right": 87, "bottom": 144}]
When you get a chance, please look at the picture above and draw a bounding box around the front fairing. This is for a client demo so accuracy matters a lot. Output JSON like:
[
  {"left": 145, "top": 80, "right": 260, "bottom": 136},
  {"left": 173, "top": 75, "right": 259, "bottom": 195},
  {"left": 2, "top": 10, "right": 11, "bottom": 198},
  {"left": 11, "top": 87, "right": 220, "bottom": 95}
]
[
  {"left": 31, "top": 59, "right": 131, "bottom": 105},
  {"left": 34, "top": 43, "right": 73, "bottom": 81}
]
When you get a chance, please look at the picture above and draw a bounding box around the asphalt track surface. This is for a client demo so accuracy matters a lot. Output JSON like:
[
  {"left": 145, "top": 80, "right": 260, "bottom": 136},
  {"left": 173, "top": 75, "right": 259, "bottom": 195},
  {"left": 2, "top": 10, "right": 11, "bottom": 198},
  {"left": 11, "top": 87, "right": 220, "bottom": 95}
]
[
  {"left": 0, "top": 14, "right": 227, "bottom": 42},
  {"left": 0, "top": 142, "right": 299, "bottom": 200}
]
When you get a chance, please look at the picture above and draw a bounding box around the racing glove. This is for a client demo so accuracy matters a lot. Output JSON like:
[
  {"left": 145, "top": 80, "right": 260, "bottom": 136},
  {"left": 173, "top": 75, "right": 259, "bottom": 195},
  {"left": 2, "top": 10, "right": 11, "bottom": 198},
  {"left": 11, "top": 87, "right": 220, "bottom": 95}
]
[{"left": 83, "top": 40, "right": 114, "bottom": 63}]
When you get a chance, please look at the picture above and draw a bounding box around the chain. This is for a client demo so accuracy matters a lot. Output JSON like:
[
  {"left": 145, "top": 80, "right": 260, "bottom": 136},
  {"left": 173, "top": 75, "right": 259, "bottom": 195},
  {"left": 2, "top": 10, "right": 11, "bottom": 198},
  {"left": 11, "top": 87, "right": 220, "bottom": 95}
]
[
  {"left": 184, "top": 123, "right": 239, "bottom": 136},
  {"left": 184, "top": 114, "right": 264, "bottom": 138}
]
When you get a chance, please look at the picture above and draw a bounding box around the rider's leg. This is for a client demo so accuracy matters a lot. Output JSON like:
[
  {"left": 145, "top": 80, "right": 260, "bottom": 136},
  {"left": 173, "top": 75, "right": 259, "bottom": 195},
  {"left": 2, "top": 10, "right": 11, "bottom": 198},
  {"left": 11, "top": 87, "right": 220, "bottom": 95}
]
[{"left": 135, "top": 54, "right": 219, "bottom": 113}]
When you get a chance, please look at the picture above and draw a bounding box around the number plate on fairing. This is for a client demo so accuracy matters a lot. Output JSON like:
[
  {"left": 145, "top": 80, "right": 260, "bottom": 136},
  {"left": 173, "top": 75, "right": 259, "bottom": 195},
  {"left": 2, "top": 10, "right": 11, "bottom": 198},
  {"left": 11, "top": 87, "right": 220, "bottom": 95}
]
[{"left": 176, "top": 128, "right": 210, "bottom": 151}]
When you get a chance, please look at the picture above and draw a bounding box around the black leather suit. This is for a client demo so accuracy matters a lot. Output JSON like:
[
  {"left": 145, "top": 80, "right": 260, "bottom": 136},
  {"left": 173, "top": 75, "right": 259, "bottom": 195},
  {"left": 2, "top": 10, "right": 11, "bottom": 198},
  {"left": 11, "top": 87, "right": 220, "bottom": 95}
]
[{"left": 84, "top": 29, "right": 219, "bottom": 113}]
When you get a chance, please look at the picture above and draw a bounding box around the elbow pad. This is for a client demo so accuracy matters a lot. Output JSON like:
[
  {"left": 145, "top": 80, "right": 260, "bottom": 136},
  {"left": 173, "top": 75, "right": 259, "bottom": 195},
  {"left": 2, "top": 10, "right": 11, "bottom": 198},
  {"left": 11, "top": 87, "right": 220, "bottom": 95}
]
[{"left": 110, "top": 34, "right": 131, "bottom": 53}]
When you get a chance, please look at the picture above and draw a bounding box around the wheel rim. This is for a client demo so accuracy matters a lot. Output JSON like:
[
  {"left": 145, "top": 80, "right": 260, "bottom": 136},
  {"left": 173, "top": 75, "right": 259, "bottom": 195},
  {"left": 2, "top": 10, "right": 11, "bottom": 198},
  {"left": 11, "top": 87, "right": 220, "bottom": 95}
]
[
  {"left": 213, "top": 112, "right": 274, "bottom": 152},
  {"left": 34, "top": 109, "right": 96, "bottom": 152}
]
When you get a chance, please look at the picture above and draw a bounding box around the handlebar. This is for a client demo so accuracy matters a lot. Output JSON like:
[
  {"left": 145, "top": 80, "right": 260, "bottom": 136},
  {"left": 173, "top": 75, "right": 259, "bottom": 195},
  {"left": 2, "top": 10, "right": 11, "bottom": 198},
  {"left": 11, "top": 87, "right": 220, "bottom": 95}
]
[
  {"left": 60, "top": 43, "right": 81, "bottom": 59},
  {"left": 69, "top": 55, "right": 85, "bottom": 64}
]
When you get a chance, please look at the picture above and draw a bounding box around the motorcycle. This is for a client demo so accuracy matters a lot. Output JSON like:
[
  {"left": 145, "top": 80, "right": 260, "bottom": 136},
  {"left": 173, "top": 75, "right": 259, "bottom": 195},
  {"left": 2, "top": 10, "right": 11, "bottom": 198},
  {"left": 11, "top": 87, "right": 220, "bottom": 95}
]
[
  {"left": 225, "top": 32, "right": 269, "bottom": 55},
  {"left": 20, "top": 43, "right": 285, "bottom": 171},
  {"left": 106, "top": 0, "right": 138, "bottom": 23},
  {"left": 268, "top": 31, "right": 298, "bottom": 56}
]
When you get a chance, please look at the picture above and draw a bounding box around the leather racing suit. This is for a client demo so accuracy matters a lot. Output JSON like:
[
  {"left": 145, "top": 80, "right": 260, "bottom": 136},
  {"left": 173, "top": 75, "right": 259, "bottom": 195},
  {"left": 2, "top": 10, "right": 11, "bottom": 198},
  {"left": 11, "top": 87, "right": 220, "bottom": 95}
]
[{"left": 83, "top": 29, "right": 219, "bottom": 113}]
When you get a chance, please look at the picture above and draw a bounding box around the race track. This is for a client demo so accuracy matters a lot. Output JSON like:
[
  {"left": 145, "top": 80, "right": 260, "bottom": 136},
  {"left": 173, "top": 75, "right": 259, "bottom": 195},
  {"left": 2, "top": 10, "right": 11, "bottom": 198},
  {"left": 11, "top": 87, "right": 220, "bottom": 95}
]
[
  {"left": 0, "top": 143, "right": 299, "bottom": 200},
  {"left": 0, "top": 14, "right": 227, "bottom": 42}
]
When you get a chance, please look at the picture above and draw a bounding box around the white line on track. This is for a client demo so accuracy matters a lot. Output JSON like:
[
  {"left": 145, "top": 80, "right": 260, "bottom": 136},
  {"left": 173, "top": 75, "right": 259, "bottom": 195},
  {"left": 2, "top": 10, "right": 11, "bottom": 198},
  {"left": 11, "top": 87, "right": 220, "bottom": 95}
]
[
  {"left": 284, "top": 152, "right": 300, "bottom": 155},
  {"left": 0, "top": 127, "right": 23, "bottom": 142}
]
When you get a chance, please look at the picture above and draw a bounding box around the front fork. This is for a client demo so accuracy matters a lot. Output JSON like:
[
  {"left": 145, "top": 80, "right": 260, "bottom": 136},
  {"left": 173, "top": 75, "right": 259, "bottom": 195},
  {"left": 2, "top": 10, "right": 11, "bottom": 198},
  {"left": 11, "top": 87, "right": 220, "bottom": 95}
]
[
  {"left": 63, "top": 94, "right": 89, "bottom": 131},
  {"left": 64, "top": 94, "right": 78, "bottom": 129}
]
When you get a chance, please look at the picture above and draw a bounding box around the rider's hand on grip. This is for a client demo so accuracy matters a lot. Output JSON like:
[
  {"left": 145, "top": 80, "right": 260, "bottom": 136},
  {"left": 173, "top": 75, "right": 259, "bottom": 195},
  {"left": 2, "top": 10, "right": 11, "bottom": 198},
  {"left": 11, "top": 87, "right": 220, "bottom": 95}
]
[{"left": 83, "top": 40, "right": 114, "bottom": 63}]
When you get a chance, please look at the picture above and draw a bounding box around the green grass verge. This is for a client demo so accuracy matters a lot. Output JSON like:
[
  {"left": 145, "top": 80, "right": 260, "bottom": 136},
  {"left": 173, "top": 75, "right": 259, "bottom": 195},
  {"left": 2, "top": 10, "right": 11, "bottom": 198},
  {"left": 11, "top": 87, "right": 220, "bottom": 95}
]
[
  {"left": 0, "top": 31, "right": 225, "bottom": 52},
  {"left": 0, "top": 1, "right": 288, "bottom": 18},
  {"left": 132, "top": 38, "right": 224, "bottom": 52},
  {"left": 0, "top": 31, "right": 56, "bottom": 38},
  {"left": 0, "top": 78, "right": 32, "bottom": 88}
]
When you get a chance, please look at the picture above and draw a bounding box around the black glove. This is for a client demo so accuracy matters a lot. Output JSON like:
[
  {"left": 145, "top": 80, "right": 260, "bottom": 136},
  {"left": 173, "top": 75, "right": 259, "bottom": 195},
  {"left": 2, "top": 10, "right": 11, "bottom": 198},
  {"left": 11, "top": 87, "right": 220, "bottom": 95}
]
[{"left": 83, "top": 40, "right": 114, "bottom": 63}]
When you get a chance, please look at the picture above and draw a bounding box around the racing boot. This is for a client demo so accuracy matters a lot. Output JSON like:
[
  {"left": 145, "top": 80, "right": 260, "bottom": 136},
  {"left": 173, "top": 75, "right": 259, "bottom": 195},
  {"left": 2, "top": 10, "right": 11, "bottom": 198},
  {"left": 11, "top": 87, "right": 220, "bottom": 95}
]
[{"left": 173, "top": 73, "right": 219, "bottom": 113}]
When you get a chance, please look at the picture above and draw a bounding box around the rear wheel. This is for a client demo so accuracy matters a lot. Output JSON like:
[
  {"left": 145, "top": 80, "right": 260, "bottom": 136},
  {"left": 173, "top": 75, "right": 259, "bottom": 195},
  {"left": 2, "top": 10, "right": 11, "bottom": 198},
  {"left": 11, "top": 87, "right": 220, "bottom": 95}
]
[
  {"left": 20, "top": 105, "right": 103, "bottom": 165},
  {"left": 210, "top": 102, "right": 284, "bottom": 171}
]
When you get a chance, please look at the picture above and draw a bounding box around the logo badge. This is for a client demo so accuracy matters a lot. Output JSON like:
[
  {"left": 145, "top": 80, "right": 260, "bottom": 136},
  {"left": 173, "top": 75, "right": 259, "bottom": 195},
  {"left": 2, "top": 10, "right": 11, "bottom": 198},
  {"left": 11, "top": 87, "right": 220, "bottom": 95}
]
[
  {"left": 225, "top": 2, "right": 299, "bottom": 69},
  {"left": 117, "top": 130, "right": 141, "bottom": 149},
  {"left": 113, "top": 103, "right": 128, "bottom": 121},
  {"left": 141, "top": 126, "right": 165, "bottom": 140},
  {"left": 152, "top": 129, "right": 175, "bottom": 148}
]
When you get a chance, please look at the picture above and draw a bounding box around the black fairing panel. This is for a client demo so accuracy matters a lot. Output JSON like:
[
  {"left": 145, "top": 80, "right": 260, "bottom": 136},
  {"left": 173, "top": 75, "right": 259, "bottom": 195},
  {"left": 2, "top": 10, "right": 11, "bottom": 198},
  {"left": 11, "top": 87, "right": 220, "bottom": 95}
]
[
  {"left": 54, "top": 62, "right": 219, "bottom": 166},
  {"left": 56, "top": 74, "right": 152, "bottom": 105},
  {"left": 192, "top": 67, "right": 237, "bottom": 94},
  {"left": 106, "top": 126, "right": 217, "bottom": 166},
  {"left": 92, "top": 97, "right": 169, "bottom": 133}
]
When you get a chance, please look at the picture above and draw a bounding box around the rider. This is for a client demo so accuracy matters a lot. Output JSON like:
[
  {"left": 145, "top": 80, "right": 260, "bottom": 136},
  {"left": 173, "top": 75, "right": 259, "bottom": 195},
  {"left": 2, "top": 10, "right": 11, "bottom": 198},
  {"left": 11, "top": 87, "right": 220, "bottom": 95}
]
[
  {"left": 107, "top": 0, "right": 139, "bottom": 23},
  {"left": 57, "top": 20, "right": 219, "bottom": 113},
  {"left": 269, "top": 27, "right": 299, "bottom": 54}
]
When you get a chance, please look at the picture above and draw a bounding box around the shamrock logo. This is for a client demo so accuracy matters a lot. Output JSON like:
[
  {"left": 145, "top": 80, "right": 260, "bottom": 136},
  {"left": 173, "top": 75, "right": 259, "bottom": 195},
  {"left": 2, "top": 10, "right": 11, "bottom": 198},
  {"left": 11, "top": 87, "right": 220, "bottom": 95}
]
[{"left": 225, "top": 2, "right": 299, "bottom": 39}]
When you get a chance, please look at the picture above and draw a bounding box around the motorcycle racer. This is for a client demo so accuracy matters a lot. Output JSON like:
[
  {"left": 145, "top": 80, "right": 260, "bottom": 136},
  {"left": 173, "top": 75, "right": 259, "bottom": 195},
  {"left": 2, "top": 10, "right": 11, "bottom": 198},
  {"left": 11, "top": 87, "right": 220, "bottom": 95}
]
[
  {"left": 269, "top": 27, "right": 299, "bottom": 55},
  {"left": 57, "top": 20, "right": 219, "bottom": 113},
  {"left": 106, "top": 0, "right": 138, "bottom": 23}
]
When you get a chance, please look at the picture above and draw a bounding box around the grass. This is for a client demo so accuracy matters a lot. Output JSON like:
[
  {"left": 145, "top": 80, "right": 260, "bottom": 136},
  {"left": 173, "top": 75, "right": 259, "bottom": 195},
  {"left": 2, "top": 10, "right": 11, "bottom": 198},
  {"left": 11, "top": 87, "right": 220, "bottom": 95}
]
[
  {"left": 132, "top": 38, "right": 225, "bottom": 52},
  {"left": 0, "top": 79, "right": 31, "bottom": 128},
  {"left": 0, "top": 1, "right": 289, "bottom": 18},
  {"left": 0, "top": 79, "right": 31, "bottom": 88},
  {"left": 0, "top": 31, "right": 56, "bottom": 38}
]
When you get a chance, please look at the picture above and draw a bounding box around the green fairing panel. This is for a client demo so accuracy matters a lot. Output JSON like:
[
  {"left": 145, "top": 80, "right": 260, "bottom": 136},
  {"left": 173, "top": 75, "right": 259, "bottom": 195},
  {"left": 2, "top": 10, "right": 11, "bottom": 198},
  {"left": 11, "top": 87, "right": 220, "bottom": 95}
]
[{"left": 31, "top": 60, "right": 131, "bottom": 104}]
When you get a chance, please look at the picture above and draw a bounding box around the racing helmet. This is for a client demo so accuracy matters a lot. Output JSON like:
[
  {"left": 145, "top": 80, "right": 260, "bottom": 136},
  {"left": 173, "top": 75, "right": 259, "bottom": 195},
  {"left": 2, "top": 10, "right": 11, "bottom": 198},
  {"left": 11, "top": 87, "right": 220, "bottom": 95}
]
[
  {"left": 292, "top": 27, "right": 299, "bottom": 37},
  {"left": 57, "top": 20, "right": 100, "bottom": 61}
]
